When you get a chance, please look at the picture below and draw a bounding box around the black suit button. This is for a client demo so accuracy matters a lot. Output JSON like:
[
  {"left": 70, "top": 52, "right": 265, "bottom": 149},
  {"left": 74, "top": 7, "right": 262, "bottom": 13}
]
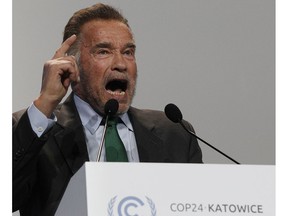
[{"left": 14, "top": 148, "right": 25, "bottom": 161}]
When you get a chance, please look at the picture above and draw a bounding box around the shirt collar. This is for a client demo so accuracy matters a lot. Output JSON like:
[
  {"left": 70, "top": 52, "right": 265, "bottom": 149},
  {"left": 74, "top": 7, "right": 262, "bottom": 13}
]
[
  {"left": 73, "top": 94, "right": 133, "bottom": 134},
  {"left": 74, "top": 94, "right": 102, "bottom": 134},
  {"left": 119, "top": 112, "right": 134, "bottom": 132}
]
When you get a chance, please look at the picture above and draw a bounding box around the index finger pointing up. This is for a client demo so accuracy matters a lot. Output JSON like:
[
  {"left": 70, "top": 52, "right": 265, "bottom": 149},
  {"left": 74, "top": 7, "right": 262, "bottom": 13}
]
[{"left": 52, "top": 34, "right": 77, "bottom": 59}]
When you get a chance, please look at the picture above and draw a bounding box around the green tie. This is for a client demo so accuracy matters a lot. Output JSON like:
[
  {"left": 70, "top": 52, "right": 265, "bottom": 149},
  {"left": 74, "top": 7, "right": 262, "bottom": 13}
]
[{"left": 105, "top": 117, "right": 128, "bottom": 162}]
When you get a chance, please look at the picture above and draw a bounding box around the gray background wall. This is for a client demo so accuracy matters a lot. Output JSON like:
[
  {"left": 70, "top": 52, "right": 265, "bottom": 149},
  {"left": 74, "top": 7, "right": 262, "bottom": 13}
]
[{"left": 13, "top": 0, "right": 275, "bottom": 165}]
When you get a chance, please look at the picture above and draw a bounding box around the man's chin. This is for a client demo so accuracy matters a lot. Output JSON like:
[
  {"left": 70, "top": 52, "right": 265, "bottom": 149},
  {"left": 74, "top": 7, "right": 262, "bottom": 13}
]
[{"left": 117, "top": 103, "right": 130, "bottom": 115}]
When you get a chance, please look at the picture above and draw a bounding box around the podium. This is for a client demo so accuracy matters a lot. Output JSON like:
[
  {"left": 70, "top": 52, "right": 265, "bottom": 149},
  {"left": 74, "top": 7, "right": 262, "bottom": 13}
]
[{"left": 55, "top": 163, "right": 275, "bottom": 216}]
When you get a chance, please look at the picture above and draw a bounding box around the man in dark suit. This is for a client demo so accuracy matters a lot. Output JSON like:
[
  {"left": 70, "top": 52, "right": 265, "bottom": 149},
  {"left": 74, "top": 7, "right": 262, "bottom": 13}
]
[{"left": 13, "top": 3, "right": 202, "bottom": 216}]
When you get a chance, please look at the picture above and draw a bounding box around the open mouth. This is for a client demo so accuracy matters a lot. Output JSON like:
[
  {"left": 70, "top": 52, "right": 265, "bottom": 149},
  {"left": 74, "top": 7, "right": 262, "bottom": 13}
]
[{"left": 105, "top": 79, "right": 128, "bottom": 95}]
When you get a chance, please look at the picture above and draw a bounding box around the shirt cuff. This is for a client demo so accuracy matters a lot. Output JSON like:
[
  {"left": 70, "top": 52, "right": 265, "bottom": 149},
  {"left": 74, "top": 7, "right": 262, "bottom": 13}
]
[{"left": 27, "top": 103, "right": 57, "bottom": 137}]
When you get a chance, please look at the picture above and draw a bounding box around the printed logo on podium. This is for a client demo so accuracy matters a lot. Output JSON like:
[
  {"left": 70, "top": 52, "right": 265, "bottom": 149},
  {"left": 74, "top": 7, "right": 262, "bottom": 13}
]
[{"left": 107, "top": 195, "right": 156, "bottom": 216}]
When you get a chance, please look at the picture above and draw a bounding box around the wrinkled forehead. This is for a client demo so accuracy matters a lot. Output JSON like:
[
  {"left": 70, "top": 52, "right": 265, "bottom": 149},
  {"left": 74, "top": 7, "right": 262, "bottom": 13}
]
[{"left": 80, "top": 20, "right": 135, "bottom": 47}]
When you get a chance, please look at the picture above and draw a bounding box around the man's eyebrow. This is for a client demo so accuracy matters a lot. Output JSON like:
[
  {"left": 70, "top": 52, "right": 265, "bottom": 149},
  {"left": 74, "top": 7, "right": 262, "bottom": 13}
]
[
  {"left": 89, "top": 42, "right": 136, "bottom": 51},
  {"left": 125, "top": 42, "right": 136, "bottom": 50},
  {"left": 93, "top": 42, "right": 113, "bottom": 49},
  {"left": 94, "top": 42, "right": 136, "bottom": 49}
]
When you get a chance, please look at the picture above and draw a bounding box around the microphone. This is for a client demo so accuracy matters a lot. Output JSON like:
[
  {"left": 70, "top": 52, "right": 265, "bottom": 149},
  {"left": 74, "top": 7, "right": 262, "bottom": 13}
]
[
  {"left": 104, "top": 99, "right": 119, "bottom": 116},
  {"left": 96, "top": 99, "right": 119, "bottom": 162},
  {"left": 164, "top": 103, "right": 240, "bottom": 164}
]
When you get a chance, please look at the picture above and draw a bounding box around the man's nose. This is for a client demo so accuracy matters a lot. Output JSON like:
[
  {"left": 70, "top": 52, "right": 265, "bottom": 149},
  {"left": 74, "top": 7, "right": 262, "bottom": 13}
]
[{"left": 111, "top": 52, "right": 127, "bottom": 72}]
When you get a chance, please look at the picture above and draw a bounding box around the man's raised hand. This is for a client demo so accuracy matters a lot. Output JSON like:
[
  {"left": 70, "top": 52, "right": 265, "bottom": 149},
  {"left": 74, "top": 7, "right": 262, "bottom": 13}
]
[{"left": 34, "top": 35, "right": 80, "bottom": 117}]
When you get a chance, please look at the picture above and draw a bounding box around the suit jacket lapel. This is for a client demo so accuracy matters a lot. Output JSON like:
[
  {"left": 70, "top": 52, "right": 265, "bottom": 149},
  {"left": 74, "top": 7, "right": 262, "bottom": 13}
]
[
  {"left": 128, "top": 107, "right": 169, "bottom": 162},
  {"left": 54, "top": 94, "right": 89, "bottom": 174}
]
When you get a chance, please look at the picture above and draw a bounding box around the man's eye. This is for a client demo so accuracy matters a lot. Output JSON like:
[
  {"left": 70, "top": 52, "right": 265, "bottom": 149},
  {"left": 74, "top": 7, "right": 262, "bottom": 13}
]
[
  {"left": 123, "top": 49, "right": 135, "bottom": 56},
  {"left": 98, "top": 50, "right": 110, "bottom": 55}
]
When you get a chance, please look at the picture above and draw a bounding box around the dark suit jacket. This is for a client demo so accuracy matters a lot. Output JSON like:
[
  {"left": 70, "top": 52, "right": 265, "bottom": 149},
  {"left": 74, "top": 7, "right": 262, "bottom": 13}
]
[{"left": 13, "top": 94, "right": 202, "bottom": 216}]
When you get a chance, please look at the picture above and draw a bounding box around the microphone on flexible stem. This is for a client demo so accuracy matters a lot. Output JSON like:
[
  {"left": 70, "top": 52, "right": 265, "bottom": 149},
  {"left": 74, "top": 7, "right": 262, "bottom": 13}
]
[
  {"left": 96, "top": 99, "right": 119, "bottom": 162},
  {"left": 164, "top": 103, "right": 240, "bottom": 164}
]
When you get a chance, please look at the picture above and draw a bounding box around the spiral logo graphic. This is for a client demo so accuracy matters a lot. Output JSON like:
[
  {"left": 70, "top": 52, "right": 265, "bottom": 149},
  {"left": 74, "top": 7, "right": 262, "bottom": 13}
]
[
  {"left": 107, "top": 195, "right": 157, "bottom": 216},
  {"left": 118, "top": 196, "right": 144, "bottom": 216}
]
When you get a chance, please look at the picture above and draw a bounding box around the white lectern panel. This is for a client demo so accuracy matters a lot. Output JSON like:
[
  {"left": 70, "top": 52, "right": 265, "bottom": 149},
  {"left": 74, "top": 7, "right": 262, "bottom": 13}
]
[{"left": 56, "top": 163, "right": 274, "bottom": 216}]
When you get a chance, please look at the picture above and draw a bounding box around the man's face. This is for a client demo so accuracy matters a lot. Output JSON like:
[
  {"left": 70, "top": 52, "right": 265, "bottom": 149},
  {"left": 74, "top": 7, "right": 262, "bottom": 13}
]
[{"left": 75, "top": 20, "right": 137, "bottom": 115}]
